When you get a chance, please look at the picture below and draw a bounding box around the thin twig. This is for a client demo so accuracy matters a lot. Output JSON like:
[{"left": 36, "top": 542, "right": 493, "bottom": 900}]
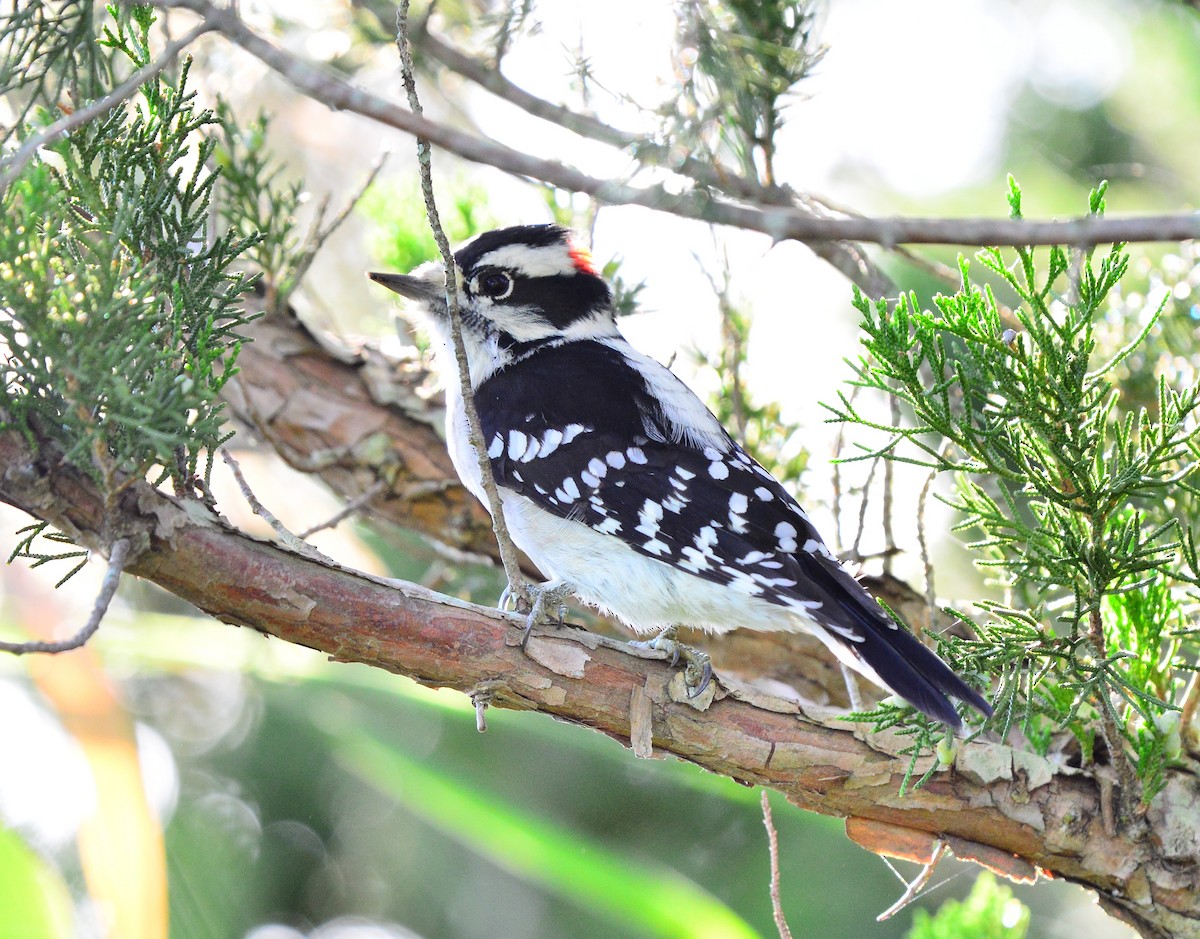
[
  {"left": 394, "top": 1, "right": 528, "bottom": 601},
  {"left": 831, "top": 384, "right": 862, "bottom": 552},
  {"left": 876, "top": 841, "right": 948, "bottom": 921},
  {"left": 917, "top": 465, "right": 939, "bottom": 627},
  {"left": 141, "top": 0, "right": 1200, "bottom": 248},
  {"left": 0, "top": 538, "right": 132, "bottom": 655},
  {"left": 286, "top": 151, "right": 390, "bottom": 302},
  {"left": 0, "top": 18, "right": 212, "bottom": 196},
  {"left": 759, "top": 791, "right": 794, "bottom": 939},
  {"left": 881, "top": 396, "right": 899, "bottom": 575},
  {"left": 1180, "top": 672, "right": 1200, "bottom": 756},
  {"left": 298, "top": 479, "right": 387, "bottom": 539},
  {"left": 221, "top": 449, "right": 317, "bottom": 557},
  {"left": 849, "top": 456, "right": 881, "bottom": 561}
]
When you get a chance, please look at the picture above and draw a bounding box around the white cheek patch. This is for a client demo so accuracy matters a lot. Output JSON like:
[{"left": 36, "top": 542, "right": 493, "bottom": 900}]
[
  {"left": 486, "top": 302, "right": 553, "bottom": 340},
  {"left": 475, "top": 243, "right": 579, "bottom": 278}
]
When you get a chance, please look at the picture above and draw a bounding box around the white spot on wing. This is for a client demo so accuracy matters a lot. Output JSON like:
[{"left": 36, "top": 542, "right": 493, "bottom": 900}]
[
  {"left": 587, "top": 458, "right": 607, "bottom": 479},
  {"left": 508, "top": 431, "right": 528, "bottom": 460},
  {"left": 595, "top": 517, "right": 623, "bottom": 534},
  {"left": 708, "top": 461, "right": 729, "bottom": 480},
  {"left": 554, "top": 477, "right": 580, "bottom": 503},
  {"left": 803, "top": 538, "right": 835, "bottom": 560},
  {"left": 754, "top": 486, "right": 774, "bottom": 501},
  {"left": 519, "top": 436, "right": 541, "bottom": 462},
  {"left": 775, "top": 521, "right": 798, "bottom": 553},
  {"left": 605, "top": 450, "right": 626, "bottom": 469},
  {"left": 562, "top": 423, "right": 588, "bottom": 444},
  {"left": 488, "top": 434, "right": 504, "bottom": 459},
  {"left": 662, "top": 495, "right": 687, "bottom": 513},
  {"left": 539, "top": 428, "right": 563, "bottom": 457},
  {"left": 627, "top": 447, "right": 648, "bottom": 464},
  {"left": 729, "top": 492, "right": 749, "bottom": 514}
]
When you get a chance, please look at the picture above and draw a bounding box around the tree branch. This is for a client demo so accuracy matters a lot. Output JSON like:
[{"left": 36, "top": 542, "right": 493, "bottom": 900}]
[
  {"left": 0, "top": 18, "right": 213, "bottom": 197},
  {"left": 142, "top": 0, "right": 1200, "bottom": 249},
  {"left": 0, "top": 537, "right": 132, "bottom": 654},
  {"left": 0, "top": 425, "right": 1196, "bottom": 939}
]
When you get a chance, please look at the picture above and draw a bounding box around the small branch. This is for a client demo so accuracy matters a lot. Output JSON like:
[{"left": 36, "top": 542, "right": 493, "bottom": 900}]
[
  {"left": 917, "top": 464, "right": 939, "bottom": 622},
  {"left": 0, "top": 538, "right": 132, "bottom": 655},
  {"left": 881, "top": 396, "right": 899, "bottom": 576},
  {"left": 285, "top": 151, "right": 390, "bottom": 302},
  {"left": 0, "top": 18, "right": 212, "bottom": 196},
  {"left": 395, "top": 2, "right": 528, "bottom": 600},
  {"left": 1181, "top": 672, "right": 1200, "bottom": 756},
  {"left": 760, "top": 791, "right": 794, "bottom": 939},
  {"left": 220, "top": 448, "right": 319, "bottom": 558},
  {"left": 297, "top": 479, "right": 387, "bottom": 539},
  {"left": 849, "top": 455, "right": 881, "bottom": 561},
  {"left": 876, "top": 841, "right": 948, "bottom": 921},
  {"left": 142, "top": 0, "right": 1200, "bottom": 249}
]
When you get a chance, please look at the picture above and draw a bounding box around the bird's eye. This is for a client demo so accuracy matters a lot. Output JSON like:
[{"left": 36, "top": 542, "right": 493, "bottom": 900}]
[{"left": 475, "top": 271, "right": 514, "bottom": 300}]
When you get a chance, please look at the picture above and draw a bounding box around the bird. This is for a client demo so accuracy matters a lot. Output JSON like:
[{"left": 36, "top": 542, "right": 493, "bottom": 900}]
[{"left": 369, "top": 223, "right": 992, "bottom": 727}]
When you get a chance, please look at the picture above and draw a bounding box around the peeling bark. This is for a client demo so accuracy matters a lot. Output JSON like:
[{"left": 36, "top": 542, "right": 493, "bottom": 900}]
[{"left": 0, "top": 429, "right": 1197, "bottom": 938}]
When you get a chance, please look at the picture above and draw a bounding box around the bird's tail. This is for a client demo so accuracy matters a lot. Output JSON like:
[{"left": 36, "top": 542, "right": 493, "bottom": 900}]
[{"left": 798, "top": 556, "right": 992, "bottom": 728}]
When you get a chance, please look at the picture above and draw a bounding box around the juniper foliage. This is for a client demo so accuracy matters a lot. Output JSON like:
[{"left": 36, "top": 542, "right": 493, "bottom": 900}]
[
  {"left": 0, "top": 3, "right": 307, "bottom": 554},
  {"left": 830, "top": 179, "right": 1200, "bottom": 801}
]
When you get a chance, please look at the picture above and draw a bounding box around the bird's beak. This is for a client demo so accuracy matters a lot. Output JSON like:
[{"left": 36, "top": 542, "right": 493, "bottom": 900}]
[{"left": 367, "top": 271, "right": 443, "bottom": 304}]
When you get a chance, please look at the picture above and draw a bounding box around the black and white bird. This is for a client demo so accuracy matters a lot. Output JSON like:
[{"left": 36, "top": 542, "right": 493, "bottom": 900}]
[{"left": 370, "top": 224, "right": 991, "bottom": 727}]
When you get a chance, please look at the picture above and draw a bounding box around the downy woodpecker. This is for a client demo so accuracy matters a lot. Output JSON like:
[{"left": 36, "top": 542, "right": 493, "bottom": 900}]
[{"left": 370, "top": 224, "right": 991, "bottom": 726}]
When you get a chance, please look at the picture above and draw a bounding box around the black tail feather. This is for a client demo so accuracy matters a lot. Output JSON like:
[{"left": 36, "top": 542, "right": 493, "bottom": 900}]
[
  {"left": 848, "top": 617, "right": 993, "bottom": 728},
  {"left": 797, "top": 555, "right": 992, "bottom": 727}
]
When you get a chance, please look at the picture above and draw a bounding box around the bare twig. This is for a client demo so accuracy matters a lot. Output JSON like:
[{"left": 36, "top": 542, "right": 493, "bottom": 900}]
[
  {"left": 917, "top": 464, "right": 940, "bottom": 623},
  {"left": 0, "top": 19, "right": 212, "bottom": 196},
  {"left": 1181, "top": 673, "right": 1200, "bottom": 756},
  {"left": 297, "top": 479, "right": 388, "bottom": 539},
  {"left": 849, "top": 456, "right": 881, "bottom": 561},
  {"left": 286, "top": 151, "right": 391, "bottom": 301},
  {"left": 395, "top": 2, "right": 528, "bottom": 601},
  {"left": 0, "top": 538, "right": 132, "bottom": 655},
  {"left": 142, "top": 0, "right": 1200, "bottom": 249},
  {"left": 221, "top": 449, "right": 319, "bottom": 557},
  {"left": 760, "top": 791, "right": 794, "bottom": 939},
  {"left": 876, "top": 841, "right": 948, "bottom": 921},
  {"left": 1088, "top": 608, "right": 1140, "bottom": 813}
]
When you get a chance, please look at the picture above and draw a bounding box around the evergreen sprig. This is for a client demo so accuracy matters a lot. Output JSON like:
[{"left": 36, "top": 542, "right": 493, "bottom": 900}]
[
  {"left": 830, "top": 180, "right": 1200, "bottom": 800},
  {"left": 673, "top": 0, "right": 822, "bottom": 185},
  {"left": 1, "top": 7, "right": 259, "bottom": 497}
]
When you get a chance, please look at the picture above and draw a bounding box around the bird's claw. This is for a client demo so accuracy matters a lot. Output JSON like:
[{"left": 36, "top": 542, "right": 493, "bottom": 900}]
[
  {"left": 630, "top": 628, "right": 713, "bottom": 699},
  {"left": 516, "top": 581, "right": 574, "bottom": 650}
]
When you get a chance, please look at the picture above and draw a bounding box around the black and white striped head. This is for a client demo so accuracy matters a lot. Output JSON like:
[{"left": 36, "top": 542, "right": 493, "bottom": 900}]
[{"left": 369, "top": 225, "right": 616, "bottom": 356}]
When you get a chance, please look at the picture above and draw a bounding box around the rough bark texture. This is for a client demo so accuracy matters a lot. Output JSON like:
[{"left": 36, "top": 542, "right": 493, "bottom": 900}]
[{"left": 0, "top": 425, "right": 1197, "bottom": 939}]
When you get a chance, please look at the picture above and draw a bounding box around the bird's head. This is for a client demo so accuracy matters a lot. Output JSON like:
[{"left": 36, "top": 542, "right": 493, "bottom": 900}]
[{"left": 369, "top": 225, "right": 617, "bottom": 373}]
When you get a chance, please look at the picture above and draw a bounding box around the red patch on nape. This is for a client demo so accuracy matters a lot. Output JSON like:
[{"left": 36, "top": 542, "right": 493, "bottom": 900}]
[{"left": 568, "top": 240, "right": 598, "bottom": 276}]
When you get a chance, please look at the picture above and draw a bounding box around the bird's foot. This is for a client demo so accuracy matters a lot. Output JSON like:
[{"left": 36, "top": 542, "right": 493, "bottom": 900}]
[
  {"left": 509, "top": 580, "right": 574, "bottom": 650},
  {"left": 630, "top": 627, "right": 713, "bottom": 699}
]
